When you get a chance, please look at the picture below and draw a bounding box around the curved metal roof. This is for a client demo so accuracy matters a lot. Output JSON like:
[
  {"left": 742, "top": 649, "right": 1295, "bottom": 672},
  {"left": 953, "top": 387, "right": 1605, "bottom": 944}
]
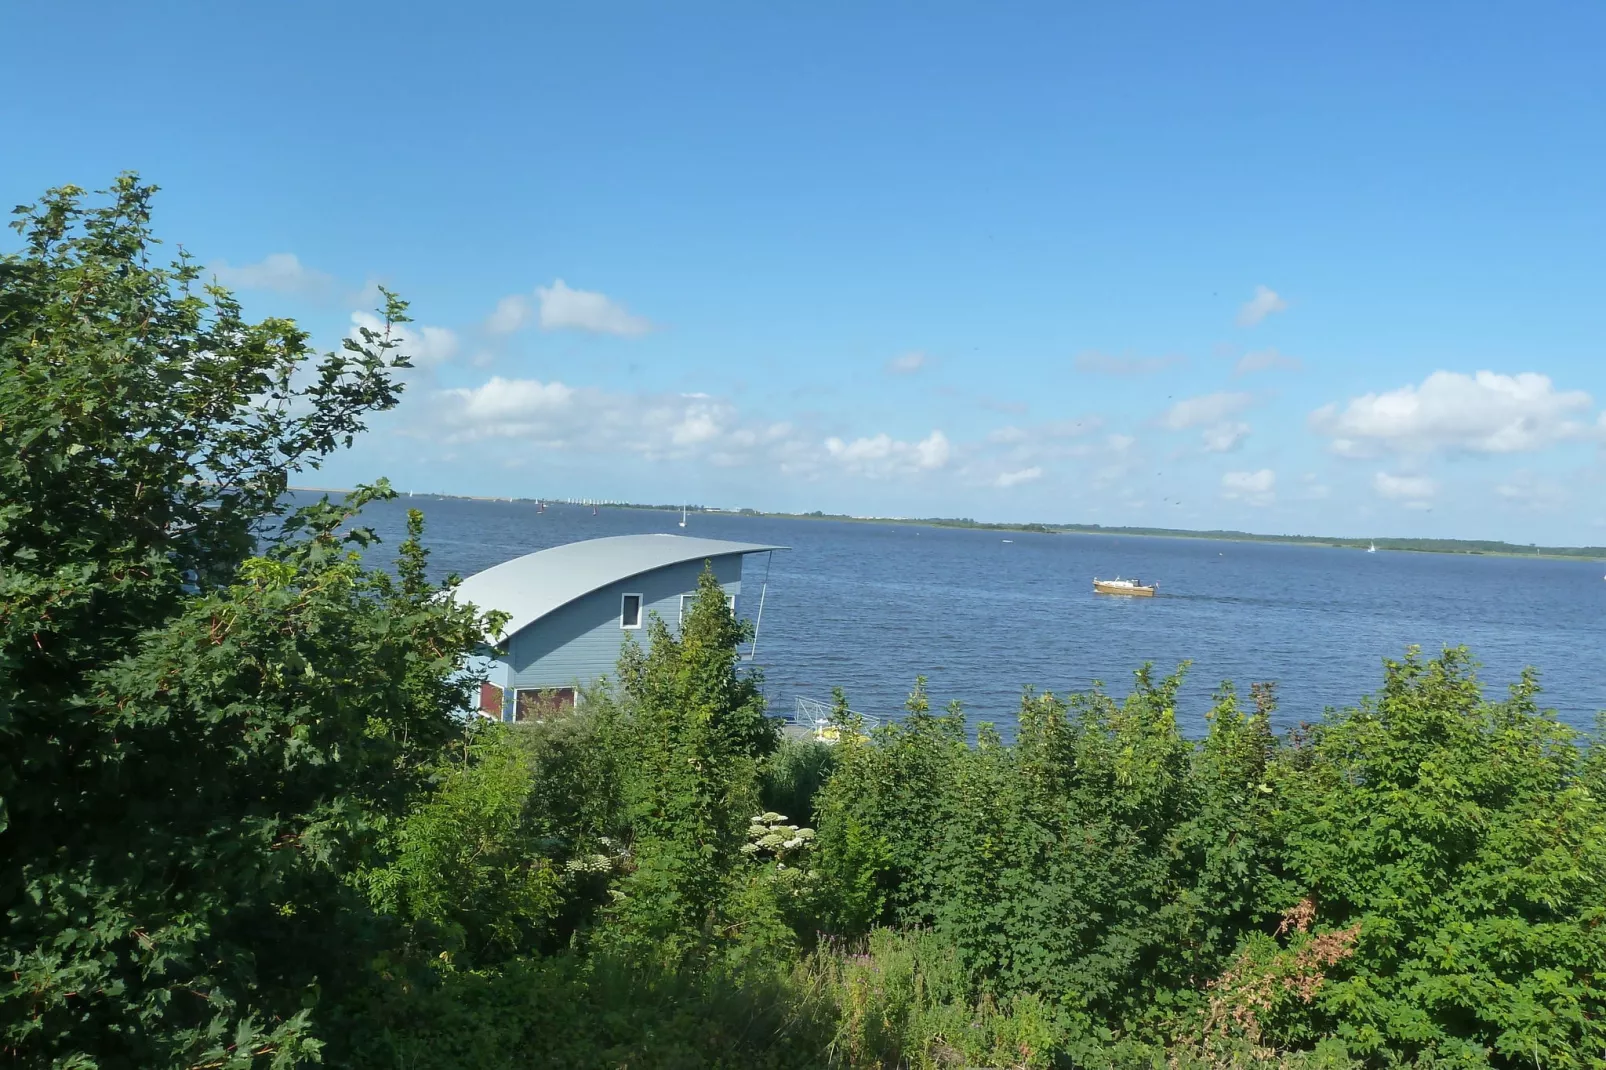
[{"left": 452, "top": 533, "right": 787, "bottom": 641}]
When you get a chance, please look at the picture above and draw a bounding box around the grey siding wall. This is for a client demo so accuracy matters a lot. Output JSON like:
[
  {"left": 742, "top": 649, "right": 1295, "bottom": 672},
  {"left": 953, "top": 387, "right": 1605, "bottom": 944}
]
[{"left": 496, "top": 554, "right": 745, "bottom": 716}]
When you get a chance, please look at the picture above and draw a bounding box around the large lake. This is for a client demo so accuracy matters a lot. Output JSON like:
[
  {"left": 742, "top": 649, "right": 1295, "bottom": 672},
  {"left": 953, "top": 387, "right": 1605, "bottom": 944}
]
[{"left": 327, "top": 494, "right": 1605, "bottom": 737}]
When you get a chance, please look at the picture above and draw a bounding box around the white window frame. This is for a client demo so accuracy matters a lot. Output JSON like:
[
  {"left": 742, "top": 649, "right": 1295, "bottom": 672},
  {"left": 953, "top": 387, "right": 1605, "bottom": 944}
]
[
  {"left": 679, "top": 592, "right": 737, "bottom": 623},
  {"left": 620, "top": 592, "right": 643, "bottom": 629}
]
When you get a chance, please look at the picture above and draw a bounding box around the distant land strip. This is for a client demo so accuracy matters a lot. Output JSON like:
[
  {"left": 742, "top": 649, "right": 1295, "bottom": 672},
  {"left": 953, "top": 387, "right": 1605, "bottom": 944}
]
[{"left": 286, "top": 487, "right": 1606, "bottom": 560}]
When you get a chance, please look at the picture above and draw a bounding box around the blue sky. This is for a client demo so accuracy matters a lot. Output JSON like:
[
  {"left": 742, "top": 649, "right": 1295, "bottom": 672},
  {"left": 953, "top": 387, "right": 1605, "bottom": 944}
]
[{"left": 6, "top": 2, "right": 1604, "bottom": 542}]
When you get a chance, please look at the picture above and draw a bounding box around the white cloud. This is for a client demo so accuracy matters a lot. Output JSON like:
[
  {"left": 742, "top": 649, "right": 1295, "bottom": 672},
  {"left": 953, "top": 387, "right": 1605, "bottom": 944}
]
[
  {"left": 485, "top": 294, "right": 533, "bottom": 334},
  {"left": 409, "top": 371, "right": 1131, "bottom": 493},
  {"left": 1234, "top": 347, "right": 1302, "bottom": 376},
  {"left": 823, "top": 430, "right": 951, "bottom": 478},
  {"left": 483, "top": 280, "right": 652, "bottom": 336},
  {"left": 1236, "top": 285, "right": 1288, "bottom": 327},
  {"left": 1074, "top": 351, "right": 1186, "bottom": 376},
  {"left": 349, "top": 311, "right": 459, "bottom": 367},
  {"left": 986, "top": 418, "right": 1101, "bottom": 446},
  {"left": 994, "top": 466, "right": 1043, "bottom": 488},
  {"left": 1298, "top": 472, "right": 1331, "bottom": 500},
  {"left": 1311, "top": 371, "right": 1595, "bottom": 456},
  {"left": 1201, "top": 421, "right": 1251, "bottom": 453},
  {"left": 886, "top": 351, "right": 928, "bottom": 374},
  {"left": 1221, "top": 468, "right": 1276, "bottom": 506},
  {"left": 973, "top": 418, "right": 1110, "bottom": 492},
  {"left": 1083, "top": 433, "right": 1141, "bottom": 489},
  {"left": 421, "top": 375, "right": 804, "bottom": 471},
  {"left": 1494, "top": 471, "right": 1569, "bottom": 510},
  {"left": 1159, "top": 391, "right": 1255, "bottom": 430},
  {"left": 1374, "top": 471, "right": 1436, "bottom": 509},
  {"left": 211, "top": 253, "right": 334, "bottom": 297},
  {"left": 536, "top": 279, "right": 651, "bottom": 336},
  {"left": 917, "top": 431, "right": 951, "bottom": 469}
]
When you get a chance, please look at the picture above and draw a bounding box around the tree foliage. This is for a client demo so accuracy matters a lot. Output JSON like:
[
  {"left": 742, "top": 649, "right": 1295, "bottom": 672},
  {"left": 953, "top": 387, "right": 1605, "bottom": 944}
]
[
  {"left": 602, "top": 568, "right": 779, "bottom": 961},
  {"left": 0, "top": 177, "right": 488, "bottom": 1067},
  {"left": 1268, "top": 649, "right": 1606, "bottom": 1065}
]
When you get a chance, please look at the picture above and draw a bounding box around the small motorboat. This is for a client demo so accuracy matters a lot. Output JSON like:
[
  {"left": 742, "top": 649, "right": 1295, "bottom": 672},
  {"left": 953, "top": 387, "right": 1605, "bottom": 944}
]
[{"left": 1094, "top": 576, "right": 1157, "bottom": 597}]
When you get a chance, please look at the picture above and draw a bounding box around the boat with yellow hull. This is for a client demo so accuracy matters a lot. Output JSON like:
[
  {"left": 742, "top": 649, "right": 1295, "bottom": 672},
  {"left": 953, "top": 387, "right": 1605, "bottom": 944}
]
[{"left": 1093, "top": 577, "right": 1156, "bottom": 597}]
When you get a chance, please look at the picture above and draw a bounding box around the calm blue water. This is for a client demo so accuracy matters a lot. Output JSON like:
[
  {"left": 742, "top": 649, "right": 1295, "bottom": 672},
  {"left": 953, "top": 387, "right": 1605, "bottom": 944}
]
[{"left": 328, "top": 495, "right": 1606, "bottom": 737}]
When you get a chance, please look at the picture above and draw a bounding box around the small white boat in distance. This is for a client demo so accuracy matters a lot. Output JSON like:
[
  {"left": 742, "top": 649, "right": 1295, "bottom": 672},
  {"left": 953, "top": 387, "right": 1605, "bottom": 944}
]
[
  {"left": 1094, "top": 576, "right": 1156, "bottom": 597},
  {"left": 679, "top": 504, "right": 687, "bottom": 528},
  {"left": 1367, "top": 541, "right": 1377, "bottom": 553}
]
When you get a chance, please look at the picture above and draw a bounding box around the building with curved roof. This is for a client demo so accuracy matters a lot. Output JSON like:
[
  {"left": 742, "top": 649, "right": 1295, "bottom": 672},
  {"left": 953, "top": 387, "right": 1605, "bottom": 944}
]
[{"left": 454, "top": 534, "right": 785, "bottom": 721}]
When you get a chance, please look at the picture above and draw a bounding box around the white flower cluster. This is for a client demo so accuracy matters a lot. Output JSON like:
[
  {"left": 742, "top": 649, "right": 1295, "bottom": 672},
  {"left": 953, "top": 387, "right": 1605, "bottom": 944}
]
[
  {"left": 743, "top": 813, "right": 817, "bottom": 862},
  {"left": 564, "top": 854, "right": 613, "bottom": 873},
  {"left": 563, "top": 836, "right": 628, "bottom": 874}
]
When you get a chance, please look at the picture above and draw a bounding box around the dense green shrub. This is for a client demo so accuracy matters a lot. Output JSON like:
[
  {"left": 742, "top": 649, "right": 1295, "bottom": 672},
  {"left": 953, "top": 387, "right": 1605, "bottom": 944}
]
[
  {"left": 811, "top": 668, "right": 1280, "bottom": 1036},
  {"left": 363, "top": 722, "right": 562, "bottom": 968},
  {"left": 0, "top": 177, "right": 489, "bottom": 1066},
  {"left": 337, "top": 949, "right": 835, "bottom": 1070},
  {"left": 810, "top": 655, "right": 1606, "bottom": 1066},
  {"left": 761, "top": 735, "right": 839, "bottom": 828},
  {"left": 1264, "top": 648, "right": 1606, "bottom": 1066}
]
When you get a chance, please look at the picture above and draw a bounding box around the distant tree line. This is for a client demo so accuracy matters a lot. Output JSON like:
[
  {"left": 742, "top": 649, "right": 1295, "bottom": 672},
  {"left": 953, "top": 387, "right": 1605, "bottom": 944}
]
[
  {"left": 1053, "top": 524, "right": 1606, "bottom": 558},
  {"left": 369, "top": 497, "right": 1604, "bottom": 561}
]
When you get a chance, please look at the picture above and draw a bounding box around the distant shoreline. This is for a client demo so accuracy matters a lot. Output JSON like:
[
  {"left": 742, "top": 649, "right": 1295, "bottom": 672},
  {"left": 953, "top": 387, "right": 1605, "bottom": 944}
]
[{"left": 287, "top": 487, "right": 1606, "bottom": 561}]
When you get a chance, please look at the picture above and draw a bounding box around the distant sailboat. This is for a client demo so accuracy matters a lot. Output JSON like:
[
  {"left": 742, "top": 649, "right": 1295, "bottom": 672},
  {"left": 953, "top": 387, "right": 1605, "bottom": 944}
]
[
  {"left": 679, "top": 504, "right": 687, "bottom": 528},
  {"left": 592, "top": 505, "right": 598, "bottom": 516},
  {"left": 1367, "top": 542, "right": 1378, "bottom": 553},
  {"left": 537, "top": 500, "right": 545, "bottom": 513}
]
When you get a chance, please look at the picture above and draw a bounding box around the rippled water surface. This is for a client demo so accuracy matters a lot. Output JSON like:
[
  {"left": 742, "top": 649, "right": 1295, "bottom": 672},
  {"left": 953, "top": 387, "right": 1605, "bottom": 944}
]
[{"left": 333, "top": 495, "right": 1606, "bottom": 736}]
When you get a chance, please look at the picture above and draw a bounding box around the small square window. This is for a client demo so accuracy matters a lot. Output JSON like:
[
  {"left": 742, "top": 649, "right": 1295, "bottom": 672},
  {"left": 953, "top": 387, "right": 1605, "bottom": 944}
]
[
  {"left": 621, "top": 593, "right": 642, "bottom": 629},
  {"left": 679, "top": 592, "right": 737, "bottom": 623}
]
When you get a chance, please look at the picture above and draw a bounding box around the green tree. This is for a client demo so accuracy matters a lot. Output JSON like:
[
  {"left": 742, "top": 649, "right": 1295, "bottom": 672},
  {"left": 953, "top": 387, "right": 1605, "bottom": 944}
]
[
  {"left": 0, "top": 177, "right": 489, "bottom": 1066},
  {"left": 1267, "top": 648, "right": 1606, "bottom": 1065},
  {"left": 603, "top": 567, "right": 778, "bottom": 961},
  {"left": 364, "top": 721, "right": 562, "bottom": 969}
]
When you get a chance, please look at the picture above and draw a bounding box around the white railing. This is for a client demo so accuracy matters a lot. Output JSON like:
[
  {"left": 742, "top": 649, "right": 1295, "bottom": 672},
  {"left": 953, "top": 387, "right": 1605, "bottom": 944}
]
[{"left": 789, "top": 695, "right": 879, "bottom": 741}]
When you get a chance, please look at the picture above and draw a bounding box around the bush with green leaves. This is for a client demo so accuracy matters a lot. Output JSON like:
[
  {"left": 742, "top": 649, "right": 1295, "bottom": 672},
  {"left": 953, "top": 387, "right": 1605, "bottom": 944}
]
[
  {"left": 0, "top": 177, "right": 491, "bottom": 1067},
  {"left": 598, "top": 568, "right": 782, "bottom": 963},
  {"left": 812, "top": 666, "right": 1276, "bottom": 1029},
  {"left": 811, "top": 653, "right": 1606, "bottom": 1066},
  {"left": 1262, "top": 648, "right": 1606, "bottom": 1066},
  {"left": 760, "top": 735, "right": 838, "bottom": 829},
  {"left": 363, "top": 721, "right": 562, "bottom": 969}
]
